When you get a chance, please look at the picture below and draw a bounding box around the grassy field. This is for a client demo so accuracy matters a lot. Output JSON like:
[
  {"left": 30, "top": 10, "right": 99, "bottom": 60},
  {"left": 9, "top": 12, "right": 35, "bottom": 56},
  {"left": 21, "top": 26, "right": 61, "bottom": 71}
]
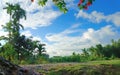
[{"left": 22, "top": 59, "right": 120, "bottom": 75}]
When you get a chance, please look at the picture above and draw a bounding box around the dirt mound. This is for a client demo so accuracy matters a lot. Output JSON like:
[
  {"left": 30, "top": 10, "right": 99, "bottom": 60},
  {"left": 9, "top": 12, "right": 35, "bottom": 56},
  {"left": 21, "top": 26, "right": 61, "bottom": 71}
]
[{"left": 0, "top": 56, "right": 40, "bottom": 75}]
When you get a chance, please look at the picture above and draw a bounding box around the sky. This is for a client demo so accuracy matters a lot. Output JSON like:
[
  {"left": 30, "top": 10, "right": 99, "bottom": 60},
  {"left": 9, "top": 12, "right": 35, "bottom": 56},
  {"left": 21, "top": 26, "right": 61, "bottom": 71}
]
[{"left": 0, "top": 0, "right": 120, "bottom": 57}]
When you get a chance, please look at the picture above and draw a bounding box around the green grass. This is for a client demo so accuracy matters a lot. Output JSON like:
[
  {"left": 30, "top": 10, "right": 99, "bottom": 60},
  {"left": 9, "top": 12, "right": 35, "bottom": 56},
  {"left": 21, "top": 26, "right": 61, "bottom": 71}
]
[
  {"left": 87, "top": 59, "right": 120, "bottom": 65},
  {"left": 37, "top": 59, "right": 120, "bottom": 75}
]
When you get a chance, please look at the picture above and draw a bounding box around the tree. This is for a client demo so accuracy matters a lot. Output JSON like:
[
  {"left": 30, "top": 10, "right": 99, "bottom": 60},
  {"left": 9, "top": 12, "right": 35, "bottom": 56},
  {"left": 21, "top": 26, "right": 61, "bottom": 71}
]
[
  {"left": 2, "top": 3, "right": 26, "bottom": 42},
  {"left": 111, "top": 39, "right": 120, "bottom": 58},
  {"left": 27, "top": 40, "right": 46, "bottom": 56},
  {"left": 95, "top": 44, "right": 104, "bottom": 57},
  {"left": 18, "top": 36, "right": 46, "bottom": 59},
  {"left": 0, "top": 43, "right": 17, "bottom": 61},
  {"left": 0, "top": 3, "right": 26, "bottom": 61},
  {"left": 0, "top": 3, "right": 47, "bottom": 64},
  {"left": 2, "top": 3, "right": 26, "bottom": 61},
  {"left": 2, "top": 3, "right": 26, "bottom": 43}
]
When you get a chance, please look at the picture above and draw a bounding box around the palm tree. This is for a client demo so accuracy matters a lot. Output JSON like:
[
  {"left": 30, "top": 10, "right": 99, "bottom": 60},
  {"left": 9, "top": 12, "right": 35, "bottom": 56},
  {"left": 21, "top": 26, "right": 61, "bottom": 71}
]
[
  {"left": 3, "top": 3, "right": 14, "bottom": 42},
  {"left": 12, "top": 3, "right": 26, "bottom": 32},
  {"left": 3, "top": 3, "right": 26, "bottom": 42},
  {"left": 4, "top": 3, "right": 14, "bottom": 20},
  {"left": 3, "top": 3, "right": 26, "bottom": 61}
]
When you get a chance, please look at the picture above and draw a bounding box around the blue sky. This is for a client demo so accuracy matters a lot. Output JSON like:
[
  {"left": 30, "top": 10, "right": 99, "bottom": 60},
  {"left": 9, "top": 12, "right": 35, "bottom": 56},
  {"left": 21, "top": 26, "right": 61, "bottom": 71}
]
[{"left": 0, "top": 0, "right": 120, "bottom": 57}]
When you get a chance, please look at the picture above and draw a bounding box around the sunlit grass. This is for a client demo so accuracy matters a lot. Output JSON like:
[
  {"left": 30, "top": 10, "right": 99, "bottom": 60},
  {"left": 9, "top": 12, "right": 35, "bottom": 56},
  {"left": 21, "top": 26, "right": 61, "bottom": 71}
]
[{"left": 86, "top": 59, "right": 120, "bottom": 65}]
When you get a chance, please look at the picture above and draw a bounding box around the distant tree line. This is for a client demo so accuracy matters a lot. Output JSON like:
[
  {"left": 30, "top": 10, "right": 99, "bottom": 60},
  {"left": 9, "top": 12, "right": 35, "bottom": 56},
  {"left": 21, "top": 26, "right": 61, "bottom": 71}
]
[{"left": 49, "top": 39, "right": 120, "bottom": 63}]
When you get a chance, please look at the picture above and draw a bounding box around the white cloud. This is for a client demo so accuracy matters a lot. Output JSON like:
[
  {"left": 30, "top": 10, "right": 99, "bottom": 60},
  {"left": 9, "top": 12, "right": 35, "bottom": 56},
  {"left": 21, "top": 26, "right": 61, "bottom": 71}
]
[
  {"left": 20, "top": 0, "right": 62, "bottom": 29},
  {"left": 75, "top": 10, "right": 120, "bottom": 26},
  {"left": 75, "top": 10, "right": 105, "bottom": 23},
  {"left": 45, "top": 25, "right": 119, "bottom": 57},
  {"left": 70, "top": 23, "right": 81, "bottom": 29},
  {"left": 21, "top": 10, "right": 61, "bottom": 29},
  {"left": 106, "top": 12, "right": 120, "bottom": 27},
  {"left": 82, "top": 25, "right": 117, "bottom": 44},
  {"left": 21, "top": 30, "right": 32, "bottom": 37},
  {"left": 32, "top": 36, "right": 41, "bottom": 41}
]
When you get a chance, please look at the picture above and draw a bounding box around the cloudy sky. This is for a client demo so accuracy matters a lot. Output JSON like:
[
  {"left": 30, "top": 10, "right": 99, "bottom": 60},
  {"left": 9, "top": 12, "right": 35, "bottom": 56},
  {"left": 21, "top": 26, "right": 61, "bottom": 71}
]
[{"left": 0, "top": 0, "right": 120, "bottom": 57}]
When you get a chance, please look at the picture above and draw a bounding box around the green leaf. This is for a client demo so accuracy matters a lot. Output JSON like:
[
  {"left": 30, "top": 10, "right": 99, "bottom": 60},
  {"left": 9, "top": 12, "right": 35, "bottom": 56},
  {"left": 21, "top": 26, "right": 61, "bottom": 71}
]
[
  {"left": 52, "top": 0, "right": 68, "bottom": 13},
  {"left": 79, "top": 5, "right": 84, "bottom": 10},
  {"left": 38, "top": 0, "right": 48, "bottom": 6}
]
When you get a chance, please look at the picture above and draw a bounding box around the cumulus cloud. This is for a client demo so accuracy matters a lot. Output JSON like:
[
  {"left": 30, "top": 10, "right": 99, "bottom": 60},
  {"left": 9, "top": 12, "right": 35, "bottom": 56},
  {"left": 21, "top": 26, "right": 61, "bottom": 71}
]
[
  {"left": 45, "top": 25, "right": 119, "bottom": 57},
  {"left": 75, "top": 10, "right": 120, "bottom": 26}
]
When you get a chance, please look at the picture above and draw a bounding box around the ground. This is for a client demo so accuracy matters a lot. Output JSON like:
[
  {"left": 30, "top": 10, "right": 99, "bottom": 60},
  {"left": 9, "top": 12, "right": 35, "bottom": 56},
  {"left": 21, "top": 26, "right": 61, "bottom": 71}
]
[{"left": 21, "top": 59, "right": 120, "bottom": 75}]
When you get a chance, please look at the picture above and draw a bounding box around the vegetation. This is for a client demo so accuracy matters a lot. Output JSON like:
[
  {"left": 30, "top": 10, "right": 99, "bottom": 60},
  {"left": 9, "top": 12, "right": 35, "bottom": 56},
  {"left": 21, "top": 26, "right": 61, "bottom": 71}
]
[
  {"left": 32, "top": 0, "right": 95, "bottom": 13},
  {"left": 0, "top": 3, "right": 48, "bottom": 64},
  {"left": 49, "top": 39, "right": 120, "bottom": 63},
  {"left": 35, "top": 60, "right": 120, "bottom": 75}
]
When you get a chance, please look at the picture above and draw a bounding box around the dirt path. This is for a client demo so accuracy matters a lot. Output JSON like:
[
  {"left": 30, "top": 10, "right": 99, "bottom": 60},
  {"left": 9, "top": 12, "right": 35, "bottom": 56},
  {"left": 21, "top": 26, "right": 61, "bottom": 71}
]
[{"left": 20, "top": 63, "right": 81, "bottom": 71}]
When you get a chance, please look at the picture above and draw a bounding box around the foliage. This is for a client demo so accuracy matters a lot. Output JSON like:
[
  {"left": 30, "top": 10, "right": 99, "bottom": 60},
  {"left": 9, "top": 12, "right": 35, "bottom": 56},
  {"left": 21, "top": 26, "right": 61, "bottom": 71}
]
[
  {"left": 38, "top": 0, "right": 68, "bottom": 13},
  {"left": 0, "top": 43, "right": 17, "bottom": 61},
  {"left": 0, "top": 3, "right": 27, "bottom": 61},
  {"left": 86, "top": 39, "right": 120, "bottom": 60},
  {"left": 0, "top": 3, "right": 48, "bottom": 64},
  {"left": 33, "top": 0, "right": 95, "bottom": 13},
  {"left": 49, "top": 39, "right": 120, "bottom": 63},
  {"left": 49, "top": 53, "right": 81, "bottom": 63},
  {"left": 78, "top": 0, "right": 95, "bottom": 10}
]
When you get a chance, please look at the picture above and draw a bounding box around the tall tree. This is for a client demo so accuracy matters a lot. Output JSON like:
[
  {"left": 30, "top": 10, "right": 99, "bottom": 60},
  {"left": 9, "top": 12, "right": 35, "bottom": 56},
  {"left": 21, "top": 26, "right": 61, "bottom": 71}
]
[
  {"left": 0, "top": 3, "right": 47, "bottom": 63},
  {"left": 2, "top": 3, "right": 26, "bottom": 42},
  {"left": 0, "top": 3, "right": 26, "bottom": 61}
]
